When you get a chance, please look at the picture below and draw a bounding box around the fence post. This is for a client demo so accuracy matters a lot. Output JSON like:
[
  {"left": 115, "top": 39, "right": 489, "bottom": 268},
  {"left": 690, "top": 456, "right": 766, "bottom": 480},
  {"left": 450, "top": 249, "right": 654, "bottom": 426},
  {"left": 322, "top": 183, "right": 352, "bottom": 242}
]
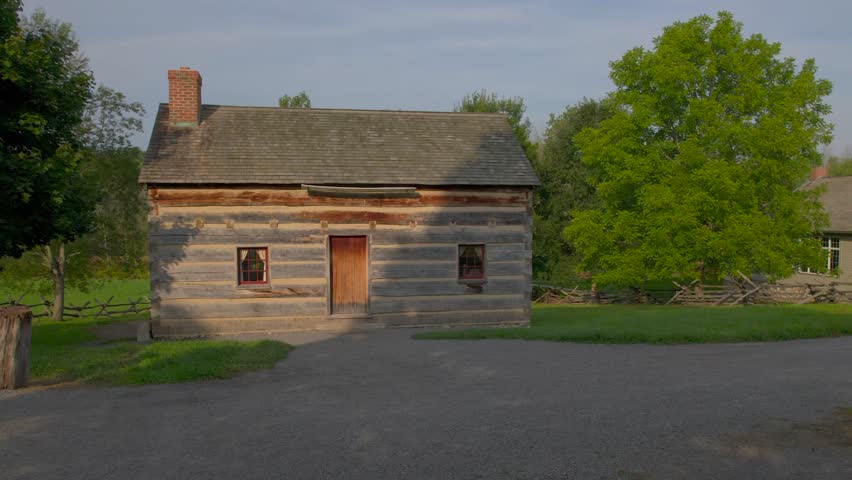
[{"left": 0, "top": 306, "right": 33, "bottom": 389}]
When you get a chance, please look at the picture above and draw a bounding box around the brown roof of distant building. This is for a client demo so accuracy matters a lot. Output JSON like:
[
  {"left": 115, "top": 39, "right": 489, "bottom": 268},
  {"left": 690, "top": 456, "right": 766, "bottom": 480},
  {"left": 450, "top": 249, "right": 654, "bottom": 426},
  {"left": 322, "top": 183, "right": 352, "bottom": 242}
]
[
  {"left": 803, "top": 175, "right": 852, "bottom": 233},
  {"left": 139, "top": 104, "right": 539, "bottom": 186}
]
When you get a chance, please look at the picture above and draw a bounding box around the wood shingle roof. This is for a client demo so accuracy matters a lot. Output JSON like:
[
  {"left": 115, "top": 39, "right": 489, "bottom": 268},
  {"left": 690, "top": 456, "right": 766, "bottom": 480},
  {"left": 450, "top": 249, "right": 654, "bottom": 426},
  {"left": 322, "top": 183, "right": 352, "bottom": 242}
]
[
  {"left": 139, "top": 104, "right": 539, "bottom": 186},
  {"left": 804, "top": 175, "right": 852, "bottom": 233}
]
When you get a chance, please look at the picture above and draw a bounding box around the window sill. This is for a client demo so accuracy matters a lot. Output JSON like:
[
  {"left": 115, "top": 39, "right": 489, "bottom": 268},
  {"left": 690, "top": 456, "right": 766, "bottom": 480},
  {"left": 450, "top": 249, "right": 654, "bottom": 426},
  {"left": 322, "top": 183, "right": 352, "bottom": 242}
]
[
  {"left": 796, "top": 272, "right": 838, "bottom": 278},
  {"left": 237, "top": 284, "right": 272, "bottom": 290},
  {"left": 458, "top": 278, "right": 486, "bottom": 285}
]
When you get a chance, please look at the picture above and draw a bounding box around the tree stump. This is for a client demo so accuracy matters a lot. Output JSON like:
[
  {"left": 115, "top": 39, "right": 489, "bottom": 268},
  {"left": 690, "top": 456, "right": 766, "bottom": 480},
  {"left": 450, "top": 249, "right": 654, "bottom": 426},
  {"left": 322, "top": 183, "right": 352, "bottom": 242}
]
[{"left": 0, "top": 306, "right": 33, "bottom": 389}]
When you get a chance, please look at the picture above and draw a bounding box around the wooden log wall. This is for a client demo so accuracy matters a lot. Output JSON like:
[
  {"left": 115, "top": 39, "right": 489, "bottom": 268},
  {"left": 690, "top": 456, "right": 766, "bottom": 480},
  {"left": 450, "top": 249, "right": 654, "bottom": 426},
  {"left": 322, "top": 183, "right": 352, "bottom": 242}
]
[{"left": 148, "top": 186, "right": 534, "bottom": 336}]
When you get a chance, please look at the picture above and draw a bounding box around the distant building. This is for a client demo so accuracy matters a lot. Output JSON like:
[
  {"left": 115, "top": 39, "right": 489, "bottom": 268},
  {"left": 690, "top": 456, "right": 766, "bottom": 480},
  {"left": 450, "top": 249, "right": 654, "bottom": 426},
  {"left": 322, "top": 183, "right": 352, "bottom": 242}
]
[
  {"left": 139, "top": 68, "right": 538, "bottom": 337},
  {"left": 787, "top": 169, "right": 852, "bottom": 284}
]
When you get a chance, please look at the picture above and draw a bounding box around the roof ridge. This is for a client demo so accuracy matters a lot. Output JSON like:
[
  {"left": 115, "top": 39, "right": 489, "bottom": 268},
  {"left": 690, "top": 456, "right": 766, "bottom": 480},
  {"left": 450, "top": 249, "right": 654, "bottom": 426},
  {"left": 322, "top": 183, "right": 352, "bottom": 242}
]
[{"left": 183, "top": 103, "right": 507, "bottom": 117}]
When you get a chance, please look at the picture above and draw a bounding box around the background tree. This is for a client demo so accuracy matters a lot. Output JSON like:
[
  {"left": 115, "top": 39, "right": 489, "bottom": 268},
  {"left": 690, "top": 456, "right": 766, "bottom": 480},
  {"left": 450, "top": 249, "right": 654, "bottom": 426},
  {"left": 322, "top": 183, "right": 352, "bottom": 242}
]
[
  {"left": 825, "top": 148, "right": 852, "bottom": 176},
  {"left": 278, "top": 91, "right": 311, "bottom": 108},
  {"left": 454, "top": 89, "right": 536, "bottom": 160},
  {"left": 77, "top": 86, "right": 147, "bottom": 278},
  {"left": 0, "top": 3, "right": 95, "bottom": 258},
  {"left": 566, "top": 12, "right": 833, "bottom": 287},
  {"left": 533, "top": 98, "right": 611, "bottom": 284}
]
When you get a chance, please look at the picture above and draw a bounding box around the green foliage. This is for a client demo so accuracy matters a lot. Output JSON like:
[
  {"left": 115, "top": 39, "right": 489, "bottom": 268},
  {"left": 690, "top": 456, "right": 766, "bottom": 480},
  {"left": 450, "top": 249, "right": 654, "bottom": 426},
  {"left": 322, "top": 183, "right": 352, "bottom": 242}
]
[
  {"left": 533, "top": 98, "right": 612, "bottom": 284},
  {"left": 454, "top": 89, "right": 536, "bottom": 160},
  {"left": 0, "top": 85, "right": 148, "bottom": 293},
  {"left": 278, "top": 90, "right": 311, "bottom": 108},
  {"left": 0, "top": 5, "right": 95, "bottom": 257},
  {"left": 78, "top": 148, "right": 148, "bottom": 277},
  {"left": 827, "top": 154, "right": 852, "bottom": 177},
  {"left": 0, "top": 240, "right": 100, "bottom": 297},
  {"left": 415, "top": 304, "right": 852, "bottom": 344},
  {"left": 80, "top": 85, "right": 145, "bottom": 151},
  {"left": 565, "top": 12, "right": 833, "bottom": 286}
]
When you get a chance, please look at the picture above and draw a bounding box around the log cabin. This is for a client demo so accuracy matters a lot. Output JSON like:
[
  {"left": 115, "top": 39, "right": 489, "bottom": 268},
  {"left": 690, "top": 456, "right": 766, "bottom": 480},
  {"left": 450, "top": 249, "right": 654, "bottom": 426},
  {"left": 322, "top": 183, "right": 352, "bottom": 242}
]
[{"left": 139, "top": 67, "right": 539, "bottom": 337}]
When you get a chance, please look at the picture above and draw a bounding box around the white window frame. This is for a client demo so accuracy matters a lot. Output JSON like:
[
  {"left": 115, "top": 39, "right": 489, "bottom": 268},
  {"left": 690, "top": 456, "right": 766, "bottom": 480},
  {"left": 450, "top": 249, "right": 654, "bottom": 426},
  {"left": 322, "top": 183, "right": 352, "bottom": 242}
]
[{"left": 800, "top": 236, "right": 840, "bottom": 274}]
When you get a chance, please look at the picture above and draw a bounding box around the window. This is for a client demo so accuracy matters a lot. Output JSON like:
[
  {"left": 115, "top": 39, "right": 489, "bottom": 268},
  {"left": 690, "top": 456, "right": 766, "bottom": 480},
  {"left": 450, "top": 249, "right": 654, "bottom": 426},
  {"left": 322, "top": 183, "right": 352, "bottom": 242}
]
[
  {"left": 800, "top": 237, "right": 840, "bottom": 274},
  {"left": 238, "top": 247, "right": 269, "bottom": 285},
  {"left": 458, "top": 244, "right": 485, "bottom": 280},
  {"left": 826, "top": 237, "right": 841, "bottom": 272}
]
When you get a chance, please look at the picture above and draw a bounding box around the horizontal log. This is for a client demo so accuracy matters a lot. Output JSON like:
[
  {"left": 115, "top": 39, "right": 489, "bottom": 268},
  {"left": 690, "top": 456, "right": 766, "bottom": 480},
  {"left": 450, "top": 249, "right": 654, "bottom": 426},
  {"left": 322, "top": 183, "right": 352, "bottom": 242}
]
[
  {"left": 159, "top": 298, "right": 327, "bottom": 319},
  {"left": 487, "top": 261, "right": 528, "bottom": 276},
  {"left": 155, "top": 245, "right": 327, "bottom": 263},
  {"left": 150, "top": 227, "right": 529, "bottom": 246},
  {"left": 154, "top": 283, "right": 326, "bottom": 300},
  {"left": 371, "top": 261, "right": 455, "bottom": 279},
  {"left": 151, "top": 261, "right": 326, "bottom": 282},
  {"left": 151, "top": 231, "right": 325, "bottom": 246},
  {"left": 154, "top": 188, "right": 530, "bottom": 208},
  {"left": 370, "top": 277, "right": 525, "bottom": 296},
  {"left": 369, "top": 294, "right": 525, "bottom": 314},
  {"left": 157, "top": 210, "right": 526, "bottom": 227},
  {"left": 373, "top": 308, "right": 528, "bottom": 327},
  {"left": 371, "top": 245, "right": 456, "bottom": 261},
  {"left": 372, "top": 229, "right": 528, "bottom": 245},
  {"left": 486, "top": 244, "right": 530, "bottom": 262},
  {"left": 370, "top": 243, "right": 528, "bottom": 262}
]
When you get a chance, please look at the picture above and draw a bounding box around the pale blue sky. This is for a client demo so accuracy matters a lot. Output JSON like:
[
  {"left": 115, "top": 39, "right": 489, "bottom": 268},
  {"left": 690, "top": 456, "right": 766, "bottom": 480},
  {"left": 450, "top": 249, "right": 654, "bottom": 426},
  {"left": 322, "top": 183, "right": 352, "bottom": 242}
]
[{"left": 23, "top": 0, "right": 852, "bottom": 154}]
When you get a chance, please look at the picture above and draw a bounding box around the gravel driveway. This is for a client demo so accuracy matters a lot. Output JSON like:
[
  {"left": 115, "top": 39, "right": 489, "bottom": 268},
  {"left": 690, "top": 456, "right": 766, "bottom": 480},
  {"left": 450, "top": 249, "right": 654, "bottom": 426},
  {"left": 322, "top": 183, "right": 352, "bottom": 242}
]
[{"left": 1, "top": 331, "right": 851, "bottom": 479}]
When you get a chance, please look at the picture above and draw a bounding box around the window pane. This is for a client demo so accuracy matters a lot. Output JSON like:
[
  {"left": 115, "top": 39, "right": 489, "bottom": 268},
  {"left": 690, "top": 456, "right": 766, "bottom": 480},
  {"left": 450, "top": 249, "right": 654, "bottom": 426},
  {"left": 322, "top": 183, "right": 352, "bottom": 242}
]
[
  {"left": 830, "top": 250, "right": 840, "bottom": 271},
  {"left": 239, "top": 248, "right": 268, "bottom": 284},
  {"left": 458, "top": 245, "right": 485, "bottom": 279}
]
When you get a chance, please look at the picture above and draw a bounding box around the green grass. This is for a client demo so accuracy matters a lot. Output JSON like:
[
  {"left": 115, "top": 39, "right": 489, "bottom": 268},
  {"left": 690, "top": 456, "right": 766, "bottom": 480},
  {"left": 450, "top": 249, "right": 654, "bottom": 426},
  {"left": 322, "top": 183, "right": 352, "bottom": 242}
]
[
  {"left": 29, "top": 314, "right": 291, "bottom": 386},
  {"left": 414, "top": 304, "right": 852, "bottom": 344}
]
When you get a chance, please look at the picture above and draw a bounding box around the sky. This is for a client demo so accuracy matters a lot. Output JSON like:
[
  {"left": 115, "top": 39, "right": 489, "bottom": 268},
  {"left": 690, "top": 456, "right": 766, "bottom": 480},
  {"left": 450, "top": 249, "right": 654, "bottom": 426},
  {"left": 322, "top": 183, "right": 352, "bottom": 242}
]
[{"left": 22, "top": 0, "right": 852, "bottom": 154}]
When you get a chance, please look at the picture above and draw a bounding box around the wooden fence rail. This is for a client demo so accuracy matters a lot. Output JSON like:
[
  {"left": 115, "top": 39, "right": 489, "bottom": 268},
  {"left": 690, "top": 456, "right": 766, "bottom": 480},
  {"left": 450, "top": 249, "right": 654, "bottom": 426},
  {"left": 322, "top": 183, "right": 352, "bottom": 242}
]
[
  {"left": 0, "top": 296, "right": 151, "bottom": 320},
  {"left": 533, "top": 276, "right": 852, "bottom": 306}
]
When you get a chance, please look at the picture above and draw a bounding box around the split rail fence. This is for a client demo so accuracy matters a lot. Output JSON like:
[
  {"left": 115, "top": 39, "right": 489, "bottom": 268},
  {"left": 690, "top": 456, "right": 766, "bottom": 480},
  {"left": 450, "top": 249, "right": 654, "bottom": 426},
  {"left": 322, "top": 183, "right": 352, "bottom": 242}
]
[
  {"left": 533, "top": 274, "right": 852, "bottom": 306},
  {"left": 0, "top": 296, "right": 151, "bottom": 320}
]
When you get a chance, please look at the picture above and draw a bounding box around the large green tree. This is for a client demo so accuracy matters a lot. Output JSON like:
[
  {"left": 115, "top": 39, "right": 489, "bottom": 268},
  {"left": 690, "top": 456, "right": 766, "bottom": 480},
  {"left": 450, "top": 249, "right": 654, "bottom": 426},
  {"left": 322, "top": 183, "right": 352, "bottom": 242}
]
[
  {"left": 454, "top": 89, "right": 536, "bottom": 160},
  {"left": 533, "top": 98, "right": 612, "bottom": 283},
  {"left": 0, "top": 3, "right": 95, "bottom": 258},
  {"left": 0, "top": 85, "right": 147, "bottom": 317},
  {"left": 566, "top": 12, "right": 833, "bottom": 286}
]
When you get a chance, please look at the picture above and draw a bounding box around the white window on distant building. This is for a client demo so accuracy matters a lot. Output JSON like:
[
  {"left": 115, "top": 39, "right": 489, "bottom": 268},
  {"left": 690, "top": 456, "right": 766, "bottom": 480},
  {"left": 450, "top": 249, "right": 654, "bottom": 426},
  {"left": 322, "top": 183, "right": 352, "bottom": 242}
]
[{"left": 800, "top": 237, "right": 840, "bottom": 274}]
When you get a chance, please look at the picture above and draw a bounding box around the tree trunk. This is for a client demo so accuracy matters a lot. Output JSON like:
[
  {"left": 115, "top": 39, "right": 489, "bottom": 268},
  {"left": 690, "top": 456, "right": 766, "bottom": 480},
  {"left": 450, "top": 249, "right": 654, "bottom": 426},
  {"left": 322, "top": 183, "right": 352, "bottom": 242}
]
[
  {"left": 0, "top": 306, "right": 32, "bottom": 389},
  {"left": 44, "top": 243, "right": 67, "bottom": 322},
  {"left": 695, "top": 261, "right": 705, "bottom": 299}
]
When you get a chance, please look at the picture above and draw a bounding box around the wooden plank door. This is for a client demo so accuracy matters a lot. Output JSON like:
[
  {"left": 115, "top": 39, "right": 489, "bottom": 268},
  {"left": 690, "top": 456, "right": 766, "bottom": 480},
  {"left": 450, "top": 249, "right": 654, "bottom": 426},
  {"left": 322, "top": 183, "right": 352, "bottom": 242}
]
[{"left": 330, "top": 236, "right": 368, "bottom": 315}]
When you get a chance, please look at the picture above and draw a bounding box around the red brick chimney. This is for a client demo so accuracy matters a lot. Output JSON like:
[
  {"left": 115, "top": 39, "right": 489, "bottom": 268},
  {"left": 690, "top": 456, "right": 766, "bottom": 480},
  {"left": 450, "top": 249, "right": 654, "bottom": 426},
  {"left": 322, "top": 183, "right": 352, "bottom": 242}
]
[
  {"left": 811, "top": 165, "right": 828, "bottom": 180},
  {"left": 168, "top": 67, "right": 202, "bottom": 126}
]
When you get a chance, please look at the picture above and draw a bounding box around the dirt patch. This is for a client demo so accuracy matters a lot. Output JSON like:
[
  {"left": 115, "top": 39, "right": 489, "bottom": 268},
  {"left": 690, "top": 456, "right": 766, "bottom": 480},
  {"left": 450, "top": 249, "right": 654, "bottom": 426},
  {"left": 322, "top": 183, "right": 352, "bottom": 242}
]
[
  {"left": 697, "top": 409, "right": 852, "bottom": 465},
  {"left": 89, "top": 321, "right": 141, "bottom": 343}
]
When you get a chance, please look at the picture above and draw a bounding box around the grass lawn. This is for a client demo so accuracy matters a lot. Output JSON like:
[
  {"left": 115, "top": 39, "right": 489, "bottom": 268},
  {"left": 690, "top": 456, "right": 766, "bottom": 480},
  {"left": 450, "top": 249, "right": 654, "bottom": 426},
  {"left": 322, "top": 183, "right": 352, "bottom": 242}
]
[
  {"left": 1, "top": 278, "right": 150, "bottom": 316},
  {"left": 29, "top": 313, "right": 291, "bottom": 386},
  {"left": 414, "top": 304, "right": 852, "bottom": 344},
  {"left": 2, "top": 279, "right": 291, "bottom": 385}
]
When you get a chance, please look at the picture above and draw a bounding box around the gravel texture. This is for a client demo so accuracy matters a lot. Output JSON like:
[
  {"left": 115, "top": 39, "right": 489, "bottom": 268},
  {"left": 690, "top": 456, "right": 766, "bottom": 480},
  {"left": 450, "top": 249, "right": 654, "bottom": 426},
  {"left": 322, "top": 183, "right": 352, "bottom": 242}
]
[{"left": 1, "top": 330, "right": 851, "bottom": 479}]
